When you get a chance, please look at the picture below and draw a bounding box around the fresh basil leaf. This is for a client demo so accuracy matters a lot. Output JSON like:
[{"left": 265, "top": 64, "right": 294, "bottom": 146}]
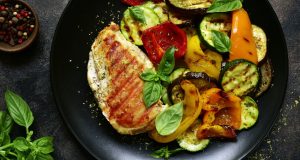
[
  {"left": 158, "top": 47, "right": 176, "bottom": 76},
  {"left": 143, "top": 81, "right": 162, "bottom": 108},
  {"left": 0, "top": 132, "right": 5, "bottom": 145},
  {"left": 150, "top": 146, "right": 184, "bottom": 159},
  {"left": 33, "top": 137, "right": 54, "bottom": 154},
  {"left": 16, "top": 150, "right": 27, "bottom": 160},
  {"left": 157, "top": 73, "right": 170, "bottom": 83},
  {"left": 0, "top": 150, "right": 6, "bottom": 157},
  {"left": 3, "top": 133, "right": 10, "bottom": 146},
  {"left": 13, "top": 137, "right": 31, "bottom": 152},
  {"left": 155, "top": 102, "right": 183, "bottom": 136},
  {"left": 211, "top": 30, "right": 231, "bottom": 52},
  {"left": 35, "top": 153, "right": 53, "bottom": 160},
  {"left": 207, "top": 0, "right": 242, "bottom": 13},
  {"left": 140, "top": 69, "right": 159, "bottom": 82},
  {"left": 0, "top": 111, "right": 13, "bottom": 134},
  {"left": 26, "top": 151, "right": 37, "bottom": 160},
  {"left": 5, "top": 90, "right": 34, "bottom": 129},
  {"left": 0, "top": 132, "right": 10, "bottom": 146},
  {"left": 129, "top": 7, "right": 146, "bottom": 24}
]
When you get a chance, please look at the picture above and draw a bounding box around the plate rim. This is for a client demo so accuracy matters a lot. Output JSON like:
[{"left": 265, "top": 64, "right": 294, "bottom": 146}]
[
  {"left": 50, "top": 0, "right": 289, "bottom": 159},
  {"left": 49, "top": 0, "right": 101, "bottom": 159}
]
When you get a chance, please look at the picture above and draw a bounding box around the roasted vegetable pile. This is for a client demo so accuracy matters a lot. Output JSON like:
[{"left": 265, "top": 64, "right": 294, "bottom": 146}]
[{"left": 120, "top": 0, "right": 272, "bottom": 158}]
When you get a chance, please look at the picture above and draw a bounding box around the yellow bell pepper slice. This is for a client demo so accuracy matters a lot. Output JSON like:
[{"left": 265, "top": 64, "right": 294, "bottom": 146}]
[
  {"left": 149, "top": 80, "right": 203, "bottom": 143},
  {"left": 184, "top": 35, "right": 222, "bottom": 80}
]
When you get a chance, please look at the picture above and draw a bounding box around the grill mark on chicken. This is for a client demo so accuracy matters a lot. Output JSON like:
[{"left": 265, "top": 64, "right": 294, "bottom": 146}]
[
  {"left": 108, "top": 60, "right": 145, "bottom": 108},
  {"left": 118, "top": 81, "right": 143, "bottom": 111},
  {"left": 113, "top": 82, "right": 144, "bottom": 127},
  {"left": 110, "top": 57, "right": 135, "bottom": 81},
  {"left": 106, "top": 41, "right": 123, "bottom": 66},
  {"left": 107, "top": 75, "right": 141, "bottom": 108}
]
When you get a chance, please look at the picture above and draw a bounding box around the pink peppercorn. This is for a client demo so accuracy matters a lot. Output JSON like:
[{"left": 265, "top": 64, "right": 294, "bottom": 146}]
[{"left": 18, "top": 38, "right": 23, "bottom": 44}]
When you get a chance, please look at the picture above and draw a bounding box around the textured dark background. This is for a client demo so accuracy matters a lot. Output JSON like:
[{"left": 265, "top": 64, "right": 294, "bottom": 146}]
[{"left": 0, "top": 0, "right": 299, "bottom": 159}]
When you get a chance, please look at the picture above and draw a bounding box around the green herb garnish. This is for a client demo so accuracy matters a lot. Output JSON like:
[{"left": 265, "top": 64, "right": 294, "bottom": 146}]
[
  {"left": 155, "top": 102, "right": 183, "bottom": 136},
  {"left": 0, "top": 90, "right": 54, "bottom": 160},
  {"left": 211, "top": 30, "right": 231, "bottom": 52},
  {"left": 129, "top": 6, "right": 146, "bottom": 24},
  {"left": 141, "top": 46, "right": 176, "bottom": 108},
  {"left": 150, "top": 146, "right": 184, "bottom": 159},
  {"left": 207, "top": 0, "right": 243, "bottom": 13},
  {"left": 143, "top": 81, "right": 163, "bottom": 108}
]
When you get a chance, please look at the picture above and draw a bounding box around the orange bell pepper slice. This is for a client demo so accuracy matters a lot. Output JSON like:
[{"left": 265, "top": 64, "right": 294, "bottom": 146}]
[
  {"left": 202, "top": 88, "right": 241, "bottom": 111},
  {"left": 202, "top": 88, "right": 242, "bottom": 130},
  {"left": 196, "top": 124, "right": 236, "bottom": 139},
  {"left": 229, "top": 8, "right": 258, "bottom": 64}
]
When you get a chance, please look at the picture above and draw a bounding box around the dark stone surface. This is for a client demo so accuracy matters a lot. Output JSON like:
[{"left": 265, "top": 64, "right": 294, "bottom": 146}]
[{"left": 0, "top": 0, "right": 299, "bottom": 159}]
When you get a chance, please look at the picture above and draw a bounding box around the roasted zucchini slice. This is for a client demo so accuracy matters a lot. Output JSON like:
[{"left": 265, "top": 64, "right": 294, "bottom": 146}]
[
  {"left": 162, "top": 87, "right": 172, "bottom": 106},
  {"left": 221, "top": 59, "right": 260, "bottom": 97},
  {"left": 177, "top": 121, "right": 210, "bottom": 152},
  {"left": 143, "top": 1, "right": 169, "bottom": 23},
  {"left": 199, "top": 13, "right": 232, "bottom": 50},
  {"left": 239, "top": 96, "right": 259, "bottom": 130},
  {"left": 169, "top": 68, "right": 189, "bottom": 82},
  {"left": 121, "top": 6, "right": 160, "bottom": 45}
]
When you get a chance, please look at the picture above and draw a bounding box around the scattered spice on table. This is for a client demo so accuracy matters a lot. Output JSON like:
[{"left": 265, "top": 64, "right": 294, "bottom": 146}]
[{"left": 0, "top": 1, "right": 35, "bottom": 46}]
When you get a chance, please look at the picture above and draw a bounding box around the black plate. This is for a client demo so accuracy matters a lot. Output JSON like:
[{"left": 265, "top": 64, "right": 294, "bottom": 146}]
[{"left": 50, "top": 0, "right": 288, "bottom": 159}]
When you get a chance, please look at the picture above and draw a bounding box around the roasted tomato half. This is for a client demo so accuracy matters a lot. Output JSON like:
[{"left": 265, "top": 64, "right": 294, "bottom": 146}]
[{"left": 142, "top": 21, "right": 187, "bottom": 64}]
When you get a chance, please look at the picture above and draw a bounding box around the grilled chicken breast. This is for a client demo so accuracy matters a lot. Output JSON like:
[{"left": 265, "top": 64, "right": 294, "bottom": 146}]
[{"left": 87, "top": 22, "right": 163, "bottom": 135}]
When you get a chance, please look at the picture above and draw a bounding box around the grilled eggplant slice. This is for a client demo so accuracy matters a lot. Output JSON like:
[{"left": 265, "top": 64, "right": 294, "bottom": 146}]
[
  {"left": 255, "top": 58, "right": 273, "bottom": 97},
  {"left": 184, "top": 72, "right": 217, "bottom": 90},
  {"left": 166, "top": 0, "right": 213, "bottom": 15},
  {"left": 252, "top": 25, "right": 267, "bottom": 63},
  {"left": 169, "top": 72, "right": 217, "bottom": 104}
]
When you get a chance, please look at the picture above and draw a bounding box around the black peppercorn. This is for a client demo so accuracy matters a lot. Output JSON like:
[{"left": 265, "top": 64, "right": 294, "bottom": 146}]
[
  {"left": 1, "top": 10, "right": 7, "bottom": 16},
  {"left": 0, "top": 16, "right": 5, "bottom": 23},
  {"left": 12, "top": 17, "right": 18, "bottom": 23},
  {"left": 0, "top": 1, "right": 36, "bottom": 46}
]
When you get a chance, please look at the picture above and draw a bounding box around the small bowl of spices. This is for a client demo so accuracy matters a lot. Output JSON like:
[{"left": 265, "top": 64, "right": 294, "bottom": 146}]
[{"left": 0, "top": 0, "right": 39, "bottom": 53}]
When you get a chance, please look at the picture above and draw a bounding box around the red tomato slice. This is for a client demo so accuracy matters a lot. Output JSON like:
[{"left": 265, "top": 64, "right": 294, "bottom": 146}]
[
  {"left": 141, "top": 22, "right": 187, "bottom": 64},
  {"left": 121, "top": 0, "right": 145, "bottom": 6}
]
